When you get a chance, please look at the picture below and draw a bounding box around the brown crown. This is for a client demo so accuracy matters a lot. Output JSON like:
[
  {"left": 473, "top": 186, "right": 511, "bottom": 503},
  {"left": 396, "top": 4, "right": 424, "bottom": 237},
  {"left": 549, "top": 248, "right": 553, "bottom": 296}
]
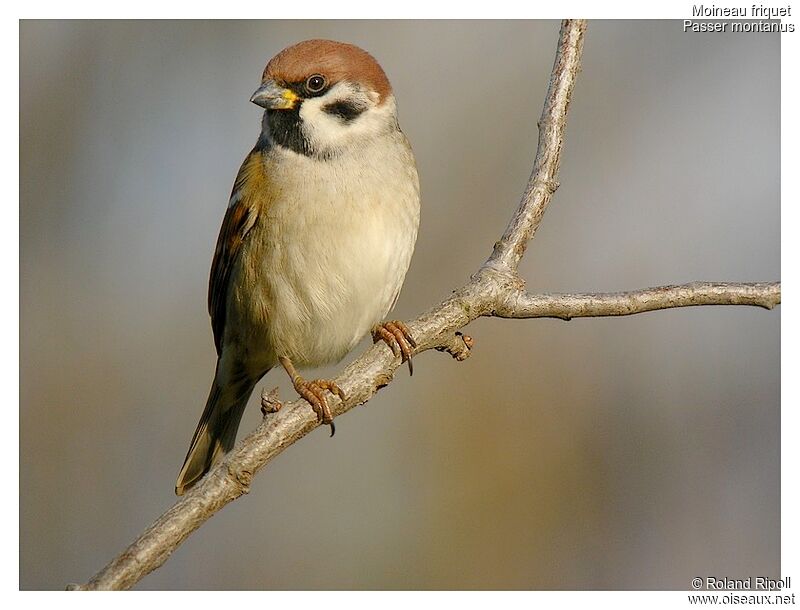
[{"left": 263, "top": 39, "right": 392, "bottom": 104}]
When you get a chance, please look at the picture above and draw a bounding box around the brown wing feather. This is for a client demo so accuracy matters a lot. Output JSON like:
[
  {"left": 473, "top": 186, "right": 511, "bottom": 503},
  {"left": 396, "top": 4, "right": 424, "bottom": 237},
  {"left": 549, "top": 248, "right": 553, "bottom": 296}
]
[{"left": 208, "top": 149, "right": 266, "bottom": 354}]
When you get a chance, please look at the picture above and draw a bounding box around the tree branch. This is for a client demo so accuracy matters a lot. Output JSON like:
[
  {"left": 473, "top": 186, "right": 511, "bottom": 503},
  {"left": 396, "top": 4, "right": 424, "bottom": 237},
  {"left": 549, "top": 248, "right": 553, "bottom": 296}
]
[
  {"left": 72, "top": 19, "right": 780, "bottom": 590},
  {"left": 495, "top": 282, "right": 782, "bottom": 320},
  {"left": 485, "top": 18, "right": 586, "bottom": 273}
]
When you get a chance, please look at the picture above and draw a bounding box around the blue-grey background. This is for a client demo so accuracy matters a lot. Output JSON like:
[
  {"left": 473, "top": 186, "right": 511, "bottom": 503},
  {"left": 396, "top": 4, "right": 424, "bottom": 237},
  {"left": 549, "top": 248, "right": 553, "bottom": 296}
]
[{"left": 20, "top": 20, "right": 779, "bottom": 589}]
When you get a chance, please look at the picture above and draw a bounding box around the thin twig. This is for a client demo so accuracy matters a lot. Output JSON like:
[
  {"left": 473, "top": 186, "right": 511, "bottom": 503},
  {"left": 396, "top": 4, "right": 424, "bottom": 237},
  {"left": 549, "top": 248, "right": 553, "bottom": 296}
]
[
  {"left": 71, "top": 20, "right": 779, "bottom": 590},
  {"left": 484, "top": 19, "right": 587, "bottom": 273},
  {"left": 496, "top": 282, "right": 782, "bottom": 320}
]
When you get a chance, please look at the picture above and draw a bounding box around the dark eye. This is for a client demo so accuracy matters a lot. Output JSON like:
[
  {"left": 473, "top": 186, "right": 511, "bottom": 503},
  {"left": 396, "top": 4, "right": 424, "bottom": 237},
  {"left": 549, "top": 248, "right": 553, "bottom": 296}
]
[{"left": 305, "top": 74, "right": 326, "bottom": 94}]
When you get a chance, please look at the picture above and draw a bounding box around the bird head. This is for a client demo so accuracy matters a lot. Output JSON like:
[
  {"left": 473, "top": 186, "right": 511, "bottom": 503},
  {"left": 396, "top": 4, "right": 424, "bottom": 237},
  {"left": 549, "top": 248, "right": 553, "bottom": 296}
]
[{"left": 251, "top": 39, "right": 399, "bottom": 158}]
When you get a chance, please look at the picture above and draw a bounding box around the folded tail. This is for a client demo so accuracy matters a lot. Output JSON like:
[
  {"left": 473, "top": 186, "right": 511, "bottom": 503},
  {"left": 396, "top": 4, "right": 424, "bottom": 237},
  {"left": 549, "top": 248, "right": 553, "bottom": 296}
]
[{"left": 175, "top": 370, "right": 256, "bottom": 495}]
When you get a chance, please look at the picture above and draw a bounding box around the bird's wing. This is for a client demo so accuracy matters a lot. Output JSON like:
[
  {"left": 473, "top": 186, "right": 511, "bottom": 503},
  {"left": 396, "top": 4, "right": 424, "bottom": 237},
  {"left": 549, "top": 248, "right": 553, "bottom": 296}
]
[{"left": 208, "top": 149, "right": 266, "bottom": 355}]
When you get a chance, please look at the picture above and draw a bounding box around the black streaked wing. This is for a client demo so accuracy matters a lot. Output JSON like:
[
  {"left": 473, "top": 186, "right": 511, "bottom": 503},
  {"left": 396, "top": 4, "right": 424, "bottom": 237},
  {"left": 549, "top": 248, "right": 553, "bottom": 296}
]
[{"left": 208, "top": 149, "right": 264, "bottom": 355}]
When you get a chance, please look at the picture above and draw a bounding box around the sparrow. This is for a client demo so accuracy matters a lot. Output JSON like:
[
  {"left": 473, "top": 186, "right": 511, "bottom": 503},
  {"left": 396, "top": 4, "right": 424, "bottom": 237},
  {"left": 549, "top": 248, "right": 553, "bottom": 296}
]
[{"left": 175, "top": 40, "right": 420, "bottom": 495}]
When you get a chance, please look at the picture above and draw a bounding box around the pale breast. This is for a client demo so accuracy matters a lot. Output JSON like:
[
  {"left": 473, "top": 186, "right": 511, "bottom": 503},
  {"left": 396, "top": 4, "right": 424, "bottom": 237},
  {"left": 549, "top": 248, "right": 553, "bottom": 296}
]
[{"left": 237, "top": 133, "right": 420, "bottom": 368}]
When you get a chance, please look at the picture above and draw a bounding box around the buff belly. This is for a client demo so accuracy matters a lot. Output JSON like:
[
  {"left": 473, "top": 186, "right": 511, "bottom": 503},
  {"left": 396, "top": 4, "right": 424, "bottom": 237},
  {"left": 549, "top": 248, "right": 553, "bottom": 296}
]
[{"left": 228, "top": 138, "right": 420, "bottom": 372}]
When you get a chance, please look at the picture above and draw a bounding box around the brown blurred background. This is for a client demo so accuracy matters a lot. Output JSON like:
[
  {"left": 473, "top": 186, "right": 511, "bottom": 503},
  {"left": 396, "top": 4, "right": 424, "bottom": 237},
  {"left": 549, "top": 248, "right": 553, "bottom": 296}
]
[{"left": 20, "top": 21, "right": 779, "bottom": 590}]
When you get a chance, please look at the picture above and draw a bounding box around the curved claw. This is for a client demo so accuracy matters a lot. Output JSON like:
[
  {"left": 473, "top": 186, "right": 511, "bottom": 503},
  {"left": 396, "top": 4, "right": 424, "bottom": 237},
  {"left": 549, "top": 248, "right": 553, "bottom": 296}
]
[
  {"left": 292, "top": 377, "right": 346, "bottom": 436},
  {"left": 279, "top": 356, "right": 345, "bottom": 436},
  {"left": 372, "top": 320, "right": 417, "bottom": 376}
]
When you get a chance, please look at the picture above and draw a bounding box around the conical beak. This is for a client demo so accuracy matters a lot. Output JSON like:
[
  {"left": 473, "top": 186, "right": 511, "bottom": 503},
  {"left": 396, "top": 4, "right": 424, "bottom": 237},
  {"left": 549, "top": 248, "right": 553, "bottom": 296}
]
[{"left": 250, "top": 80, "right": 299, "bottom": 110}]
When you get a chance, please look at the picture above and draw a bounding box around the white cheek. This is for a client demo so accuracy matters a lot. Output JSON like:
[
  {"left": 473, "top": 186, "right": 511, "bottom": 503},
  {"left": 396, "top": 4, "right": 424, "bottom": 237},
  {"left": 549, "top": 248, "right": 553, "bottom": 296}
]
[
  {"left": 299, "top": 100, "right": 354, "bottom": 147},
  {"left": 298, "top": 84, "right": 397, "bottom": 154}
]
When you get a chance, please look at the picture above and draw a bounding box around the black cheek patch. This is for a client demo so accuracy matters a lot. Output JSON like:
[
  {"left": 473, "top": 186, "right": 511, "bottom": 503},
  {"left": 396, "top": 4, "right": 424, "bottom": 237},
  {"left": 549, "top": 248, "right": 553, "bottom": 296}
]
[{"left": 322, "top": 100, "right": 367, "bottom": 123}]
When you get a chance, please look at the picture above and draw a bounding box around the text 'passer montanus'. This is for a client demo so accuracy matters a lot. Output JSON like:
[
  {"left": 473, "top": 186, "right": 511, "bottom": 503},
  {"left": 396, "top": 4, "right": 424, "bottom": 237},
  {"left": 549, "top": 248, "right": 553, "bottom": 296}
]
[{"left": 176, "top": 40, "right": 420, "bottom": 495}]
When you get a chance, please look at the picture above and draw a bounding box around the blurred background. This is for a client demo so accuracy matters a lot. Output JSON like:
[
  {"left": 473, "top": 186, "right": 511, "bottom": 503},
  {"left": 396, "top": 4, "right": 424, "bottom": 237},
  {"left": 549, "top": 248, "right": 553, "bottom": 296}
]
[{"left": 20, "top": 21, "right": 779, "bottom": 590}]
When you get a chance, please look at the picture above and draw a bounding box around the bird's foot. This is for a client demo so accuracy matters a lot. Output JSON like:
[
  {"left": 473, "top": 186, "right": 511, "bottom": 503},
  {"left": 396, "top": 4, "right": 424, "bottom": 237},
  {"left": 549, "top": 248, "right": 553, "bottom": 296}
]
[
  {"left": 292, "top": 376, "right": 346, "bottom": 437},
  {"left": 372, "top": 320, "right": 417, "bottom": 375},
  {"left": 279, "top": 355, "right": 346, "bottom": 436}
]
